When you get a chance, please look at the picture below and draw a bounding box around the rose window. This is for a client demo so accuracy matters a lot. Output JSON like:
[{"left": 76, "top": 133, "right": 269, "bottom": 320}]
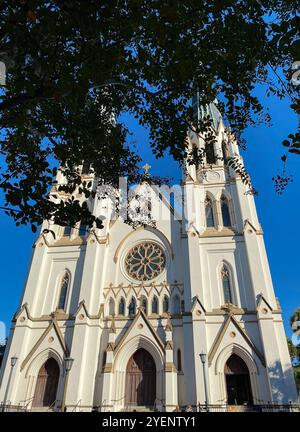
[{"left": 125, "top": 242, "right": 166, "bottom": 281}]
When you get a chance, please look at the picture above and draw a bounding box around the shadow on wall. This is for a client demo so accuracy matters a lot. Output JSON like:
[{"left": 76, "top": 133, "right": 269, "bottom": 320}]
[{"left": 268, "top": 359, "right": 299, "bottom": 404}]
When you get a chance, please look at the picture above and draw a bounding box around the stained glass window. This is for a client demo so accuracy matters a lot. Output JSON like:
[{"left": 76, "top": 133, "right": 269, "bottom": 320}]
[
  {"left": 152, "top": 296, "right": 158, "bottom": 314},
  {"left": 140, "top": 296, "right": 148, "bottom": 314},
  {"left": 57, "top": 273, "right": 69, "bottom": 310},
  {"left": 163, "top": 295, "right": 169, "bottom": 313},
  {"left": 173, "top": 295, "right": 181, "bottom": 314},
  {"left": 118, "top": 298, "right": 125, "bottom": 315},
  {"left": 109, "top": 298, "right": 115, "bottom": 315},
  {"left": 221, "top": 197, "right": 231, "bottom": 227},
  {"left": 221, "top": 265, "right": 232, "bottom": 304},
  {"left": 128, "top": 297, "right": 136, "bottom": 315},
  {"left": 205, "top": 198, "right": 215, "bottom": 228},
  {"left": 125, "top": 242, "right": 166, "bottom": 281}
]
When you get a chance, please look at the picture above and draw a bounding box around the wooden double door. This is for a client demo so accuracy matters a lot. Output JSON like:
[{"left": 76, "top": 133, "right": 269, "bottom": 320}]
[
  {"left": 32, "top": 358, "right": 59, "bottom": 407},
  {"left": 125, "top": 348, "right": 156, "bottom": 406}
]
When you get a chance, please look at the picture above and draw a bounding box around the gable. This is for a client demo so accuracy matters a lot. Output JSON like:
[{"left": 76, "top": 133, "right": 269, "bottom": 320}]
[{"left": 114, "top": 309, "right": 165, "bottom": 353}]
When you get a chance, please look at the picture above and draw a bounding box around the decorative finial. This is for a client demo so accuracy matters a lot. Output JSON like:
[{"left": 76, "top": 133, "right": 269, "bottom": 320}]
[
  {"left": 143, "top": 163, "right": 151, "bottom": 176},
  {"left": 165, "top": 313, "right": 173, "bottom": 331},
  {"left": 111, "top": 315, "right": 116, "bottom": 333}
]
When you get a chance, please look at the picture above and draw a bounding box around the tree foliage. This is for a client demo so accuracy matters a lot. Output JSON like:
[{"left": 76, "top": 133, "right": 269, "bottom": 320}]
[
  {"left": 0, "top": 1, "right": 299, "bottom": 229},
  {"left": 288, "top": 307, "right": 300, "bottom": 392},
  {"left": 290, "top": 307, "right": 300, "bottom": 328}
]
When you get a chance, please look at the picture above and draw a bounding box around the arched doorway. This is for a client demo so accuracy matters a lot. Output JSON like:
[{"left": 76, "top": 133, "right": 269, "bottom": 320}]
[
  {"left": 125, "top": 348, "right": 156, "bottom": 407},
  {"left": 225, "top": 354, "right": 253, "bottom": 405},
  {"left": 32, "top": 358, "right": 60, "bottom": 407}
]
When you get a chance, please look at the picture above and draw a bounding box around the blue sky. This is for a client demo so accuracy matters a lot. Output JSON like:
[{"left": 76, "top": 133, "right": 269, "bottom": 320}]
[{"left": 0, "top": 90, "right": 299, "bottom": 342}]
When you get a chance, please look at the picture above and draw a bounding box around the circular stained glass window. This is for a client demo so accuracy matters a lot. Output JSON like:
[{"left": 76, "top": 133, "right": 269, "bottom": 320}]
[{"left": 125, "top": 242, "right": 166, "bottom": 281}]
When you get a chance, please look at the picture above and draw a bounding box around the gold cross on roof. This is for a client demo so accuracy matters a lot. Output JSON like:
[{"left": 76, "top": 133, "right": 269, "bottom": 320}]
[{"left": 142, "top": 163, "right": 151, "bottom": 176}]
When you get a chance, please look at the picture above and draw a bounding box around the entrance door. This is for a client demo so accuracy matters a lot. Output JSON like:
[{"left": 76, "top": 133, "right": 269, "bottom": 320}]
[
  {"left": 225, "top": 354, "right": 253, "bottom": 405},
  {"left": 125, "top": 348, "right": 156, "bottom": 406},
  {"left": 33, "top": 358, "right": 60, "bottom": 407}
]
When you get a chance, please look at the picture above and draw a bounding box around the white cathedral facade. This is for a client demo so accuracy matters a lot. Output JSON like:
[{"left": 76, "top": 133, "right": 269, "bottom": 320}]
[{"left": 0, "top": 106, "right": 298, "bottom": 411}]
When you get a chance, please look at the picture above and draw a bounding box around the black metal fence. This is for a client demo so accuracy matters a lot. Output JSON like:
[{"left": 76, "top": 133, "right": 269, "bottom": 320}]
[
  {"left": 195, "top": 403, "right": 300, "bottom": 412},
  {"left": 0, "top": 401, "right": 299, "bottom": 413},
  {"left": 0, "top": 403, "right": 28, "bottom": 412}
]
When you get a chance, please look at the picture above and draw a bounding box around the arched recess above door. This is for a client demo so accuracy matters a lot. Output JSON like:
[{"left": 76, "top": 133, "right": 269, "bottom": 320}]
[{"left": 113, "top": 226, "right": 174, "bottom": 264}]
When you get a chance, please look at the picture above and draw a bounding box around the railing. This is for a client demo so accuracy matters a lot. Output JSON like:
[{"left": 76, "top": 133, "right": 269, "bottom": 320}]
[
  {"left": 152, "top": 397, "right": 165, "bottom": 412},
  {"left": 98, "top": 400, "right": 106, "bottom": 412},
  {"left": 195, "top": 403, "right": 300, "bottom": 413},
  {"left": 72, "top": 399, "right": 82, "bottom": 412},
  {"left": 47, "top": 399, "right": 61, "bottom": 412},
  {"left": 0, "top": 402, "right": 28, "bottom": 412},
  {"left": 19, "top": 397, "right": 35, "bottom": 412},
  {"left": 1, "top": 400, "right": 298, "bottom": 413}
]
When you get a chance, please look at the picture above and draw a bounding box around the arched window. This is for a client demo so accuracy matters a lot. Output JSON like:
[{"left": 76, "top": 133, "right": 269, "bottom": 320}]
[
  {"left": 225, "top": 354, "right": 253, "bottom": 405},
  {"left": 152, "top": 296, "right": 158, "bottom": 314},
  {"left": 173, "top": 295, "right": 181, "bottom": 314},
  {"left": 221, "top": 265, "right": 233, "bottom": 304},
  {"left": 222, "top": 141, "right": 230, "bottom": 162},
  {"left": 79, "top": 224, "right": 87, "bottom": 237},
  {"left": 140, "top": 296, "right": 148, "bottom": 314},
  {"left": 205, "top": 142, "right": 216, "bottom": 164},
  {"left": 128, "top": 297, "right": 136, "bottom": 316},
  {"left": 177, "top": 349, "right": 182, "bottom": 372},
  {"left": 82, "top": 161, "right": 91, "bottom": 175},
  {"left": 118, "top": 297, "right": 125, "bottom": 316},
  {"left": 221, "top": 196, "right": 231, "bottom": 227},
  {"left": 163, "top": 295, "right": 169, "bottom": 313},
  {"left": 57, "top": 273, "right": 69, "bottom": 310},
  {"left": 33, "top": 358, "right": 60, "bottom": 407},
  {"left": 205, "top": 198, "right": 215, "bottom": 228},
  {"left": 63, "top": 225, "right": 72, "bottom": 237},
  {"left": 191, "top": 144, "right": 200, "bottom": 170},
  {"left": 108, "top": 298, "right": 115, "bottom": 316}
]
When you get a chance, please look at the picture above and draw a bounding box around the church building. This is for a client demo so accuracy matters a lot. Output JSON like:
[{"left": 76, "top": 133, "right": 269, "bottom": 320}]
[{"left": 0, "top": 105, "right": 298, "bottom": 411}]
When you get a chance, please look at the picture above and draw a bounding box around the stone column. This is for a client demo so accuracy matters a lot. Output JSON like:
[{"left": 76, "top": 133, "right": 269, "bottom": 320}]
[{"left": 164, "top": 316, "right": 178, "bottom": 411}]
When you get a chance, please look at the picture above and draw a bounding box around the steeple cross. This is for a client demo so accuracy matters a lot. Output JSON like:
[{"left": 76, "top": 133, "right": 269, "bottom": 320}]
[{"left": 143, "top": 163, "right": 151, "bottom": 176}]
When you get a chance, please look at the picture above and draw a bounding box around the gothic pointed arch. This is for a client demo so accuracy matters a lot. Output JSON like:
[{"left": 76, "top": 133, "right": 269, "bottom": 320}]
[
  {"left": 113, "top": 225, "right": 174, "bottom": 264},
  {"left": 214, "top": 344, "right": 260, "bottom": 404},
  {"left": 118, "top": 297, "right": 125, "bottom": 316},
  {"left": 125, "top": 348, "right": 156, "bottom": 406},
  {"left": 151, "top": 295, "right": 159, "bottom": 314},
  {"left": 173, "top": 294, "right": 181, "bottom": 314},
  {"left": 112, "top": 327, "right": 165, "bottom": 410},
  {"left": 220, "top": 195, "right": 231, "bottom": 227},
  {"left": 128, "top": 297, "right": 137, "bottom": 316},
  {"left": 208, "top": 314, "right": 266, "bottom": 368},
  {"left": 205, "top": 141, "right": 216, "bottom": 164},
  {"left": 108, "top": 297, "right": 115, "bottom": 316},
  {"left": 224, "top": 354, "right": 253, "bottom": 405},
  {"left": 205, "top": 195, "right": 215, "bottom": 228},
  {"left": 32, "top": 358, "right": 60, "bottom": 407},
  {"left": 140, "top": 295, "right": 148, "bottom": 314},
  {"left": 57, "top": 271, "right": 70, "bottom": 311},
  {"left": 222, "top": 140, "right": 230, "bottom": 163},
  {"left": 25, "top": 348, "right": 63, "bottom": 379},
  {"left": 21, "top": 321, "right": 69, "bottom": 372},
  {"left": 63, "top": 225, "right": 72, "bottom": 237},
  {"left": 220, "top": 263, "right": 234, "bottom": 305},
  {"left": 162, "top": 295, "right": 169, "bottom": 313}
]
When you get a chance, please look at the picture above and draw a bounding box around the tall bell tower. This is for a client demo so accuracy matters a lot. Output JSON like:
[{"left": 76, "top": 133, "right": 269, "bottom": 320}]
[{"left": 0, "top": 101, "right": 298, "bottom": 411}]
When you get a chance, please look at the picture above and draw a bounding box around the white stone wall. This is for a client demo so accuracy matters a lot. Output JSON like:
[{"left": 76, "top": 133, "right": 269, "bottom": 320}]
[{"left": 0, "top": 120, "right": 298, "bottom": 410}]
